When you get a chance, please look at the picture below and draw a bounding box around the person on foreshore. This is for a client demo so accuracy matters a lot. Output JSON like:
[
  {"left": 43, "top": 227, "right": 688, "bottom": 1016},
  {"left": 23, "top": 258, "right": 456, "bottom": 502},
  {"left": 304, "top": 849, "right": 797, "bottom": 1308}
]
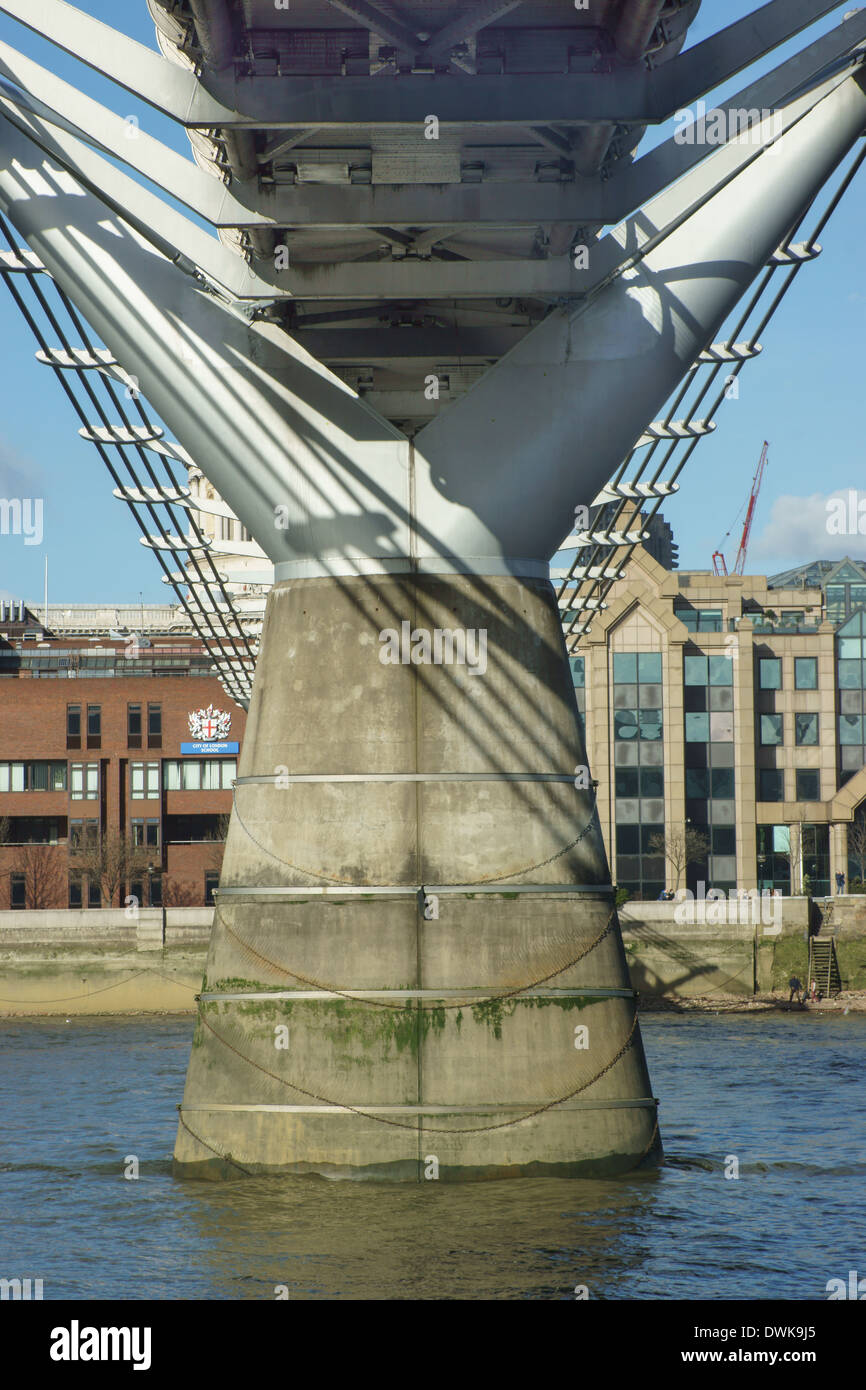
[
  {"left": 836, "top": 871, "right": 845, "bottom": 894},
  {"left": 788, "top": 975, "right": 803, "bottom": 1003}
]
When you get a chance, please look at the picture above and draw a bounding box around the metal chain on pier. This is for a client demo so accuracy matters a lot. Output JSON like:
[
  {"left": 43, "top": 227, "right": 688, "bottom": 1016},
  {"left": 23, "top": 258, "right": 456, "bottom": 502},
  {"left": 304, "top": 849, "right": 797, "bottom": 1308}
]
[
  {"left": 212, "top": 904, "right": 619, "bottom": 1013},
  {"left": 229, "top": 781, "right": 601, "bottom": 886},
  {"left": 189, "top": 1006, "right": 642, "bottom": 1137}
]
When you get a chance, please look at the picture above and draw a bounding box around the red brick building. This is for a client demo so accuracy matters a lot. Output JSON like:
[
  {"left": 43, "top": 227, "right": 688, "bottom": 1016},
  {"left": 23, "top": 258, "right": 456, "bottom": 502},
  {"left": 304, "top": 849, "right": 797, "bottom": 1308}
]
[{"left": 0, "top": 602, "right": 247, "bottom": 908}]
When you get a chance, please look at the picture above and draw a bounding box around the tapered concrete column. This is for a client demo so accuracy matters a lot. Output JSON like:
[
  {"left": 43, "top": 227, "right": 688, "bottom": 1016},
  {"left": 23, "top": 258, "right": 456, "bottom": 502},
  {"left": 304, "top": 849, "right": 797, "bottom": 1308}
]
[{"left": 174, "top": 573, "right": 660, "bottom": 1179}]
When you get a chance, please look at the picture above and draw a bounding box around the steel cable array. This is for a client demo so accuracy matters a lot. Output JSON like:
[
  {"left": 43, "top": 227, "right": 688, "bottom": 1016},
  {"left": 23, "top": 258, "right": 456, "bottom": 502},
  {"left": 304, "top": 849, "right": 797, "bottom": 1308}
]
[
  {"left": 556, "top": 144, "right": 866, "bottom": 649},
  {"left": 0, "top": 210, "right": 258, "bottom": 705}
]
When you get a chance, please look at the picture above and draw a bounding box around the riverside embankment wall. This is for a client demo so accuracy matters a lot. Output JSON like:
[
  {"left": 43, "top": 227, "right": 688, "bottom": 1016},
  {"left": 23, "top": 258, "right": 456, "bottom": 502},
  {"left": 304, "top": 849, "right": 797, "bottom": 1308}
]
[
  {"left": 0, "top": 908, "right": 211, "bottom": 1015},
  {"left": 2, "top": 898, "right": 866, "bottom": 1015}
]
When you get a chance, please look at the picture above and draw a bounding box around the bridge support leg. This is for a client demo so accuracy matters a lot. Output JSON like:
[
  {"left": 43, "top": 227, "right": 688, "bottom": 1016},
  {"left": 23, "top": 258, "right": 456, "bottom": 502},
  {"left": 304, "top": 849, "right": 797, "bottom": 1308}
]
[{"left": 174, "top": 572, "right": 660, "bottom": 1179}]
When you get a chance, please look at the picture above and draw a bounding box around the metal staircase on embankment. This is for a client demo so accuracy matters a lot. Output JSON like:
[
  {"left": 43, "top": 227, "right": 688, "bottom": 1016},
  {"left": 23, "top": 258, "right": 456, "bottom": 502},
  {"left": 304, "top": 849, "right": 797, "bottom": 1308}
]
[{"left": 808, "top": 902, "right": 843, "bottom": 997}]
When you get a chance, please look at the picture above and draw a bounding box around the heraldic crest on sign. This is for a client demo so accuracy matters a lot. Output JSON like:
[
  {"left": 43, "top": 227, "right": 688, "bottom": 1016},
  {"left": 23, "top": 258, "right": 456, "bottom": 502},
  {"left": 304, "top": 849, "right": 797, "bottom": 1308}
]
[{"left": 188, "top": 705, "right": 232, "bottom": 741}]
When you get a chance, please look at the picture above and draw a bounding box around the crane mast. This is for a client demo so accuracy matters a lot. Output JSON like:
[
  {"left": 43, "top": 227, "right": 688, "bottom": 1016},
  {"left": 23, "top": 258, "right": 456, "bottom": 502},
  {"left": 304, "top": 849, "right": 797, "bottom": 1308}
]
[{"left": 712, "top": 442, "right": 770, "bottom": 576}]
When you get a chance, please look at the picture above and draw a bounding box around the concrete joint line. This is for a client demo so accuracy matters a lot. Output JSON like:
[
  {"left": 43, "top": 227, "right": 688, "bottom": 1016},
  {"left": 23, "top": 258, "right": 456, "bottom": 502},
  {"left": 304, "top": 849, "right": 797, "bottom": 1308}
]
[
  {"left": 197, "top": 987, "right": 637, "bottom": 1002},
  {"left": 215, "top": 883, "right": 615, "bottom": 897},
  {"left": 272, "top": 558, "right": 552, "bottom": 581},
  {"left": 179, "top": 1099, "right": 659, "bottom": 1116},
  {"left": 234, "top": 772, "right": 582, "bottom": 785}
]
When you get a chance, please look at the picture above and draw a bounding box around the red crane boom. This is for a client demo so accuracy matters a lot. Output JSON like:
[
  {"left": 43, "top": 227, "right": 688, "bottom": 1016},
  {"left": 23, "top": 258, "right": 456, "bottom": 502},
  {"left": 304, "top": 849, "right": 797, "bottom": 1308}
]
[{"left": 712, "top": 441, "right": 769, "bottom": 577}]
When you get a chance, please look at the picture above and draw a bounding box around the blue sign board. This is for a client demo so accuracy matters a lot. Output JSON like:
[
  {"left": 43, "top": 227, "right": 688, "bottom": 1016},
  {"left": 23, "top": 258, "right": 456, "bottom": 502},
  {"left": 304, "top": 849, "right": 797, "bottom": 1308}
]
[{"left": 181, "top": 741, "right": 239, "bottom": 755}]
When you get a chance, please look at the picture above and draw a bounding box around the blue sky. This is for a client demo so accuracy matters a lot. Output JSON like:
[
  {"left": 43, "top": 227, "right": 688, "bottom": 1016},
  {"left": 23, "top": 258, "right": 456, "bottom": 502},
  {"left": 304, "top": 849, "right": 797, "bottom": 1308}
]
[{"left": 0, "top": 0, "right": 864, "bottom": 603}]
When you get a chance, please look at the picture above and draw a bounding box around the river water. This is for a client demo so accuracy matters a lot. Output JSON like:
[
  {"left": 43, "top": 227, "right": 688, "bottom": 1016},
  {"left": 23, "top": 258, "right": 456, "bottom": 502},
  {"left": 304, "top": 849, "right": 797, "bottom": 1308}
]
[{"left": 1, "top": 1011, "right": 864, "bottom": 1300}]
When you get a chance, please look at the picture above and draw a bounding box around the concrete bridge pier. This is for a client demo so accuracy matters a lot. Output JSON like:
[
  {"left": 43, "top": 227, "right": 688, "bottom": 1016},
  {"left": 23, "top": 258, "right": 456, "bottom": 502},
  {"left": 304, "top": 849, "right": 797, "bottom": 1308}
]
[{"left": 173, "top": 570, "right": 659, "bottom": 1179}]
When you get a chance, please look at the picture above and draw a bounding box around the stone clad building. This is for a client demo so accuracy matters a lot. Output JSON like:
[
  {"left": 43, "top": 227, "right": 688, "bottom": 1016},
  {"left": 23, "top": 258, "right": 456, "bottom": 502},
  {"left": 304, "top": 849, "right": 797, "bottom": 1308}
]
[
  {"left": 570, "top": 551, "right": 866, "bottom": 900},
  {"left": 0, "top": 601, "right": 246, "bottom": 909}
]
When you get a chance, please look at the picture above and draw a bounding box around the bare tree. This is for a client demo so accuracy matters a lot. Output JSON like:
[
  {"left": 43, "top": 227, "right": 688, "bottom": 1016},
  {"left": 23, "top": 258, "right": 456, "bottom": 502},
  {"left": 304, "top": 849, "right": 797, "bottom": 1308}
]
[
  {"left": 788, "top": 808, "right": 808, "bottom": 895},
  {"left": 162, "top": 878, "right": 198, "bottom": 907},
  {"left": 69, "top": 829, "right": 159, "bottom": 908},
  {"left": 648, "top": 826, "right": 710, "bottom": 893},
  {"left": 848, "top": 810, "right": 866, "bottom": 886},
  {"left": 17, "top": 842, "right": 65, "bottom": 909},
  {"left": 204, "top": 813, "right": 230, "bottom": 872}
]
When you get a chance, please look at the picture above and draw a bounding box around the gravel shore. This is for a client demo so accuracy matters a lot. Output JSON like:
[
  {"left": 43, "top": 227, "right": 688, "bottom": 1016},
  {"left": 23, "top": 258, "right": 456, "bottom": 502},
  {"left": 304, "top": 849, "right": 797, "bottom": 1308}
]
[{"left": 638, "top": 990, "right": 866, "bottom": 1014}]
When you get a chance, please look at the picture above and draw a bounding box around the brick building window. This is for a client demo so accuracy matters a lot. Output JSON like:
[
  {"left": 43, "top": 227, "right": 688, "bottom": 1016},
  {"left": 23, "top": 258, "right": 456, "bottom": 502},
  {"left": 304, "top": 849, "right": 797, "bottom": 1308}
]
[
  {"left": 130, "top": 762, "right": 160, "bottom": 800},
  {"left": 205, "top": 871, "right": 219, "bottom": 905},
  {"left": 127, "top": 704, "right": 142, "bottom": 749},
  {"left": 131, "top": 818, "right": 160, "bottom": 848},
  {"left": 70, "top": 763, "right": 99, "bottom": 801},
  {"left": 69, "top": 819, "right": 98, "bottom": 849},
  {"left": 66, "top": 703, "right": 81, "bottom": 750},
  {"left": 163, "top": 759, "right": 237, "bottom": 790},
  {"left": 86, "top": 704, "right": 101, "bottom": 749},
  {"left": 147, "top": 703, "right": 162, "bottom": 749},
  {"left": 68, "top": 877, "right": 82, "bottom": 909},
  {"left": 0, "top": 761, "right": 67, "bottom": 792},
  {"left": 10, "top": 873, "right": 25, "bottom": 909},
  {"left": 87, "top": 878, "right": 101, "bottom": 908}
]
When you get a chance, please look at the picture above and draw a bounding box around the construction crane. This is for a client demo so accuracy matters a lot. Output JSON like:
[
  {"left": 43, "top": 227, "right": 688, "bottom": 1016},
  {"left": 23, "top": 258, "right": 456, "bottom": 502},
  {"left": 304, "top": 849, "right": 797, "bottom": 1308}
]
[{"left": 712, "top": 441, "right": 770, "bottom": 576}]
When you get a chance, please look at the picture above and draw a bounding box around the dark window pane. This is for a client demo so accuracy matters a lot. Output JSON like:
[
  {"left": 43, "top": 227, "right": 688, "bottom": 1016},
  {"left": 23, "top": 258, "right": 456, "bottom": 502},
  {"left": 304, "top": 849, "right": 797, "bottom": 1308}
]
[
  {"left": 686, "top": 769, "right": 709, "bottom": 797},
  {"left": 684, "top": 655, "right": 708, "bottom": 686},
  {"left": 638, "top": 710, "right": 663, "bottom": 740},
  {"left": 796, "top": 769, "right": 820, "bottom": 801},
  {"left": 759, "top": 658, "right": 781, "bottom": 690},
  {"left": 760, "top": 714, "right": 784, "bottom": 745},
  {"left": 759, "top": 769, "right": 784, "bottom": 802},
  {"left": 794, "top": 657, "right": 817, "bottom": 690},
  {"left": 838, "top": 659, "right": 862, "bottom": 689},
  {"left": 685, "top": 712, "right": 709, "bottom": 741},
  {"left": 709, "top": 656, "right": 733, "bottom": 686},
  {"left": 612, "top": 653, "right": 637, "bottom": 684},
  {"left": 637, "top": 653, "right": 662, "bottom": 683},
  {"left": 640, "top": 767, "right": 664, "bottom": 798},
  {"left": 615, "top": 768, "right": 639, "bottom": 798},
  {"left": 614, "top": 709, "right": 639, "bottom": 740},
  {"left": 795, "top": 713, "right": 819, "bottom": 746},
  {"left": 616, "top": 825, "right": 640, "bottom": 854},
  {"left": 711, "top": 768, "right": 735, "bottom": 799}
]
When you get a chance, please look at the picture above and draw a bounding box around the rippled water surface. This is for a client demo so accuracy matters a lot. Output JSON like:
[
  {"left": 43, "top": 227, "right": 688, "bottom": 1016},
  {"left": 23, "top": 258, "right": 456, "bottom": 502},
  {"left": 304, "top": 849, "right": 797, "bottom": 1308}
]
[{"left": 1, "top": 1011, "right": 864, "bottom": 1299}]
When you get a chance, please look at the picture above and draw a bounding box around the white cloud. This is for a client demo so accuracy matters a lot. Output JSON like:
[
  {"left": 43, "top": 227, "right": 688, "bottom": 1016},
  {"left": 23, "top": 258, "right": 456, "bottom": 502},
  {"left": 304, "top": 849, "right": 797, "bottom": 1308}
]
[{"left": 748, "top": 491, "right": 866, "bottom": 571}]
